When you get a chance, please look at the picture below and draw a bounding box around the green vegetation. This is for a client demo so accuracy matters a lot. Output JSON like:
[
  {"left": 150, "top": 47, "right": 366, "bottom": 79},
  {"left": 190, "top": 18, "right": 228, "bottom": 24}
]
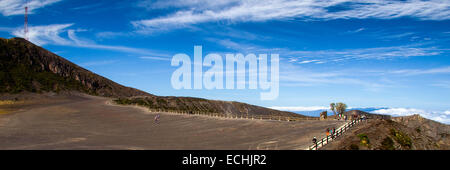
[
  {"left": 0, "top": 64, "right": 90, "bottom": 94},
  {"left": 415, "top": 127, "right": 421, "bottom": 133},
  {"left": 380, "top": 137, "right": 395, "bottom": 150},
  {"left": 113, "top": 97, "right": 307, "bottom": 121},
  {"left": 113, "top": 97, "right": 221, "bottom": 115},
  {"left": 330, "top": 103, "right": 336, "bottom": 117},
  {"left": 0, "top": 39, "right": 93, "bottom": 95},
  {"left": 390, "top": 129, "right": 412, "bottom": 149},
  {"left": 330, "top": 102, "right": 347, "bottom": 118},
  {"left": 357, "top": 133, "right": 370, "bottom": 148}
]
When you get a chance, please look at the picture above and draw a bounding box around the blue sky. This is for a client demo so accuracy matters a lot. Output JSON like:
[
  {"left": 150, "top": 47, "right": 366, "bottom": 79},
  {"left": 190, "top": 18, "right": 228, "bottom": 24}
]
[{"left": 1, "top": 0, "right": 450, "bottom": 123}]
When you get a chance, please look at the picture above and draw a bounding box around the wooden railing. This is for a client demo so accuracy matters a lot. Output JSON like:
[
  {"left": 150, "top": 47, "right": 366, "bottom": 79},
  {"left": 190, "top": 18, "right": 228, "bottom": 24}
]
[
  {"left": 139, "top": 106, "right": 319, "bottom": 121},
  {"left": 308, "top": 119, "right": 363, "bottom": 150}
]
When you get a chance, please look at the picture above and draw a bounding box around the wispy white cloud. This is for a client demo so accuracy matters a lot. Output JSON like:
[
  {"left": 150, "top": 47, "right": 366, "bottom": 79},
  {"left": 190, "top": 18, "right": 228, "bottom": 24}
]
[
  {"left": 430, "top": 80, "right": 450, "bottom": 89},
  {"left": 139, "top": 56, "right": 171, "bottom": 61},
  {"left": 200, "top": 38, "right": 446, "bottom": 91},
  {"left": 0, "top": 0, "right": 61, "bottom": 16},
  {"left": 67, "top": 30, "right": 169, "bottom": 57},
  {"left": 209, "top": 39, "right": 443, "bottom": 64},
  {"left": 213, "top": 39, "right": 261, "bottom": 52},
  {"left": 137, "top": 0, "right": 240, "bottom": 10},
  {"left": 95, "top": 31, "right": 129, "bottom": 39},
  {"left": 381, "top": 32, "right": 415, "bottom": 40},
  {"left": 348, "top": 27, "right": 365, "bottom": 33},
  {"left": 11, "top": 23, "right": 171, "bottom": 57},
  {"left": 12, "top": 23, "right": 73, "bottom": 45},
  {"left": 286, "top": 46, "right": 443, "bottom": 63},
  {"left": 133, "top": 0, "right": 450, "bottom": 33},
  {"left": 390, "top": 66, "right": 450, "bottom": 76},
  {"left": 210, "top": 27, "right": 271, "bottom": 41},
  {"left": 70, "top": 2, "right": 103, "bottom": 11},
  {"left": 279, "top": 69, "right": 389, "bottom": 90},
  {"left": 298, "top": 60, "right": 320, "bottom": 64}
]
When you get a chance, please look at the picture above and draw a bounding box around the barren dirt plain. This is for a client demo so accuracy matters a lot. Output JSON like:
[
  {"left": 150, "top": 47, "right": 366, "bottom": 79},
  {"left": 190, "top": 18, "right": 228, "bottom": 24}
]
[{"left": 0, "top": 93, "right": 345, "bottom": 150}]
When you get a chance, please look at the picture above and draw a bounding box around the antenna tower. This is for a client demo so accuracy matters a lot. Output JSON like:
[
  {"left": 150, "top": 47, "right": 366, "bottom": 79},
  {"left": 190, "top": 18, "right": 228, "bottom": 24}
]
[{"left": 24, "top": 0, "right": 29, "bottom": 40}]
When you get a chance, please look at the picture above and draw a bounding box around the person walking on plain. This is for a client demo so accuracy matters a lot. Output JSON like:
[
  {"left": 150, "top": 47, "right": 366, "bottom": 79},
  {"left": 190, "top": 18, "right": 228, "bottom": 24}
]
[{"left": 154, "top": 114, "right": 160, "bottom": 124}]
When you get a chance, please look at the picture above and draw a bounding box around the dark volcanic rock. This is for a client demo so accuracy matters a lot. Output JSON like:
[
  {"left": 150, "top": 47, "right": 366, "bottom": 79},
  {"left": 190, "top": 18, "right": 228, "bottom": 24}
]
[{"left": 0, "top": 37, "right": 151, "bottom": 97}]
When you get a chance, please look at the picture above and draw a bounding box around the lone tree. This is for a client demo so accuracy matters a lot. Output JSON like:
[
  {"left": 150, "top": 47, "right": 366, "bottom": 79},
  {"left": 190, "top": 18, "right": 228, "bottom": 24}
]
[
  {"left": 330, "top": 102, "right": 347, "bottom": 119},
  {"left": 335, "top": 102, "right": 347, "bottom": 119},
  {"left": 330, "top": 103, "right": 336, "bottom": 117}
]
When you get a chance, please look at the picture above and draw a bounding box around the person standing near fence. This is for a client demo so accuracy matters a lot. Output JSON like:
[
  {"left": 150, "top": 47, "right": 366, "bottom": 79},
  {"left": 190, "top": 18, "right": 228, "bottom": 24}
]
[
  {"left": 326, "top": 128, "right": 330, "bottom": 137},
  {"left": 331, "top": 127, "right": 336, "bottom": 139}
]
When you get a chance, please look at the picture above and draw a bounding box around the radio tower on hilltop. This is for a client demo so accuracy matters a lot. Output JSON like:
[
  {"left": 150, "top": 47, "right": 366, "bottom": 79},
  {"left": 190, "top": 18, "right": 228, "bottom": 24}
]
[{"left": 24, "top": 0, "right": 29, "bottom": 40}]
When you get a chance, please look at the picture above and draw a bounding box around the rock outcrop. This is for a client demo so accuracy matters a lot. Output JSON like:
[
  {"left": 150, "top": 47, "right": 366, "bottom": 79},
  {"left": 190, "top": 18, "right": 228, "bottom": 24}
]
[
  {"left": 321, "top": 116, "right": 449, "bottom": 150},
  {"left": 0, "top": 37, "right": 151, "bottom": 97}
]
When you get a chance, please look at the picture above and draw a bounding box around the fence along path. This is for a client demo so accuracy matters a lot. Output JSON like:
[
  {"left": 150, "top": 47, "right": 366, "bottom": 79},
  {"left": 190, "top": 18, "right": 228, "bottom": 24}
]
[
  {"left": 307, "top": 119, "right": 363, "bottom": 150},
  {"left": 131, "top": 105, "right": 319, "bottom": 121}
]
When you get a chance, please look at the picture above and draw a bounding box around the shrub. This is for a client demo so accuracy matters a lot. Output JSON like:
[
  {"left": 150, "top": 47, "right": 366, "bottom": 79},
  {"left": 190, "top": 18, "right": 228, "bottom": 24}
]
[
  {"left": 415, "top": 127, "right": 421, "bottom": 133},
  {"left": 357, "top": 133, "right": 370, "bottom": 147},
  {"left": 390, "top": 129, "right": 412, "bottom": 149},
  {"left": 380, "top": 137, "right": 395, "bottom": 150}
]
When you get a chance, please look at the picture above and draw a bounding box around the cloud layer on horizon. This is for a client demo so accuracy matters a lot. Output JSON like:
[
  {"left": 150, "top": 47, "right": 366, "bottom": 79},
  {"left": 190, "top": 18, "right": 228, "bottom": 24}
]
[
  {"left": 373, "top": 108, "right": 450, "bottom": 124},
  {"left": 271, "top": 106, "right": 450, "bottom": 124}
]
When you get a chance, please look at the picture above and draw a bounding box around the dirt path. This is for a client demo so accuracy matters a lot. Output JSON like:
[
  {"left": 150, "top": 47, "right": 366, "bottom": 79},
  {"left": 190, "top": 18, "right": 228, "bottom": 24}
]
[{"left": 0, "top": 94, "right": 345, "bottom": 150}]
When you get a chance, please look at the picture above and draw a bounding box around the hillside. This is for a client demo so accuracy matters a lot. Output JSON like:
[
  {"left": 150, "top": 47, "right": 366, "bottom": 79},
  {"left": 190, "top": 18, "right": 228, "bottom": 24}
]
[
  {"left": 321, "top": 115, "right": 450, "bottom": 150},
  {"left": 0, "top": 37, "right": 309, "bottom": 119},
  {"left": 0, "top": 37, "right": 150, "bottom": 97},
  {"left": 345, "top": 110, "right": 392, "bottom": 119},
  {"left": 114, "top": 96, "right": 310, "bottom": 119}
]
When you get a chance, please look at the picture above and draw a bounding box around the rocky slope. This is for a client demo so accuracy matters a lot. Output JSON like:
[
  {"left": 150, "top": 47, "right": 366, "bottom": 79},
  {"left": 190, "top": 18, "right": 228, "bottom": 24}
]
[
  {"left": 321, "top": 115, "right": 449, "bottom": 150},
  {"left": 345, "top": 110, "right": 392, "bottom": 119},
  {"left": 0, "top": 37, "right": 150, "bottom": 97},
  {"left": 0, "top": 37, "right": 310, "bottom": 119}
]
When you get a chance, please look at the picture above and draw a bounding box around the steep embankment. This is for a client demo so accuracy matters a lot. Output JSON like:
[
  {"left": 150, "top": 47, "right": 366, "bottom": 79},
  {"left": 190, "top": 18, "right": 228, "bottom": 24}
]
[
  {"left": 321, "top": 115, "right": 450, "bottom": 150},
  {"left": 0, "top": 37, "right": 150, "bottom": 97}
]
